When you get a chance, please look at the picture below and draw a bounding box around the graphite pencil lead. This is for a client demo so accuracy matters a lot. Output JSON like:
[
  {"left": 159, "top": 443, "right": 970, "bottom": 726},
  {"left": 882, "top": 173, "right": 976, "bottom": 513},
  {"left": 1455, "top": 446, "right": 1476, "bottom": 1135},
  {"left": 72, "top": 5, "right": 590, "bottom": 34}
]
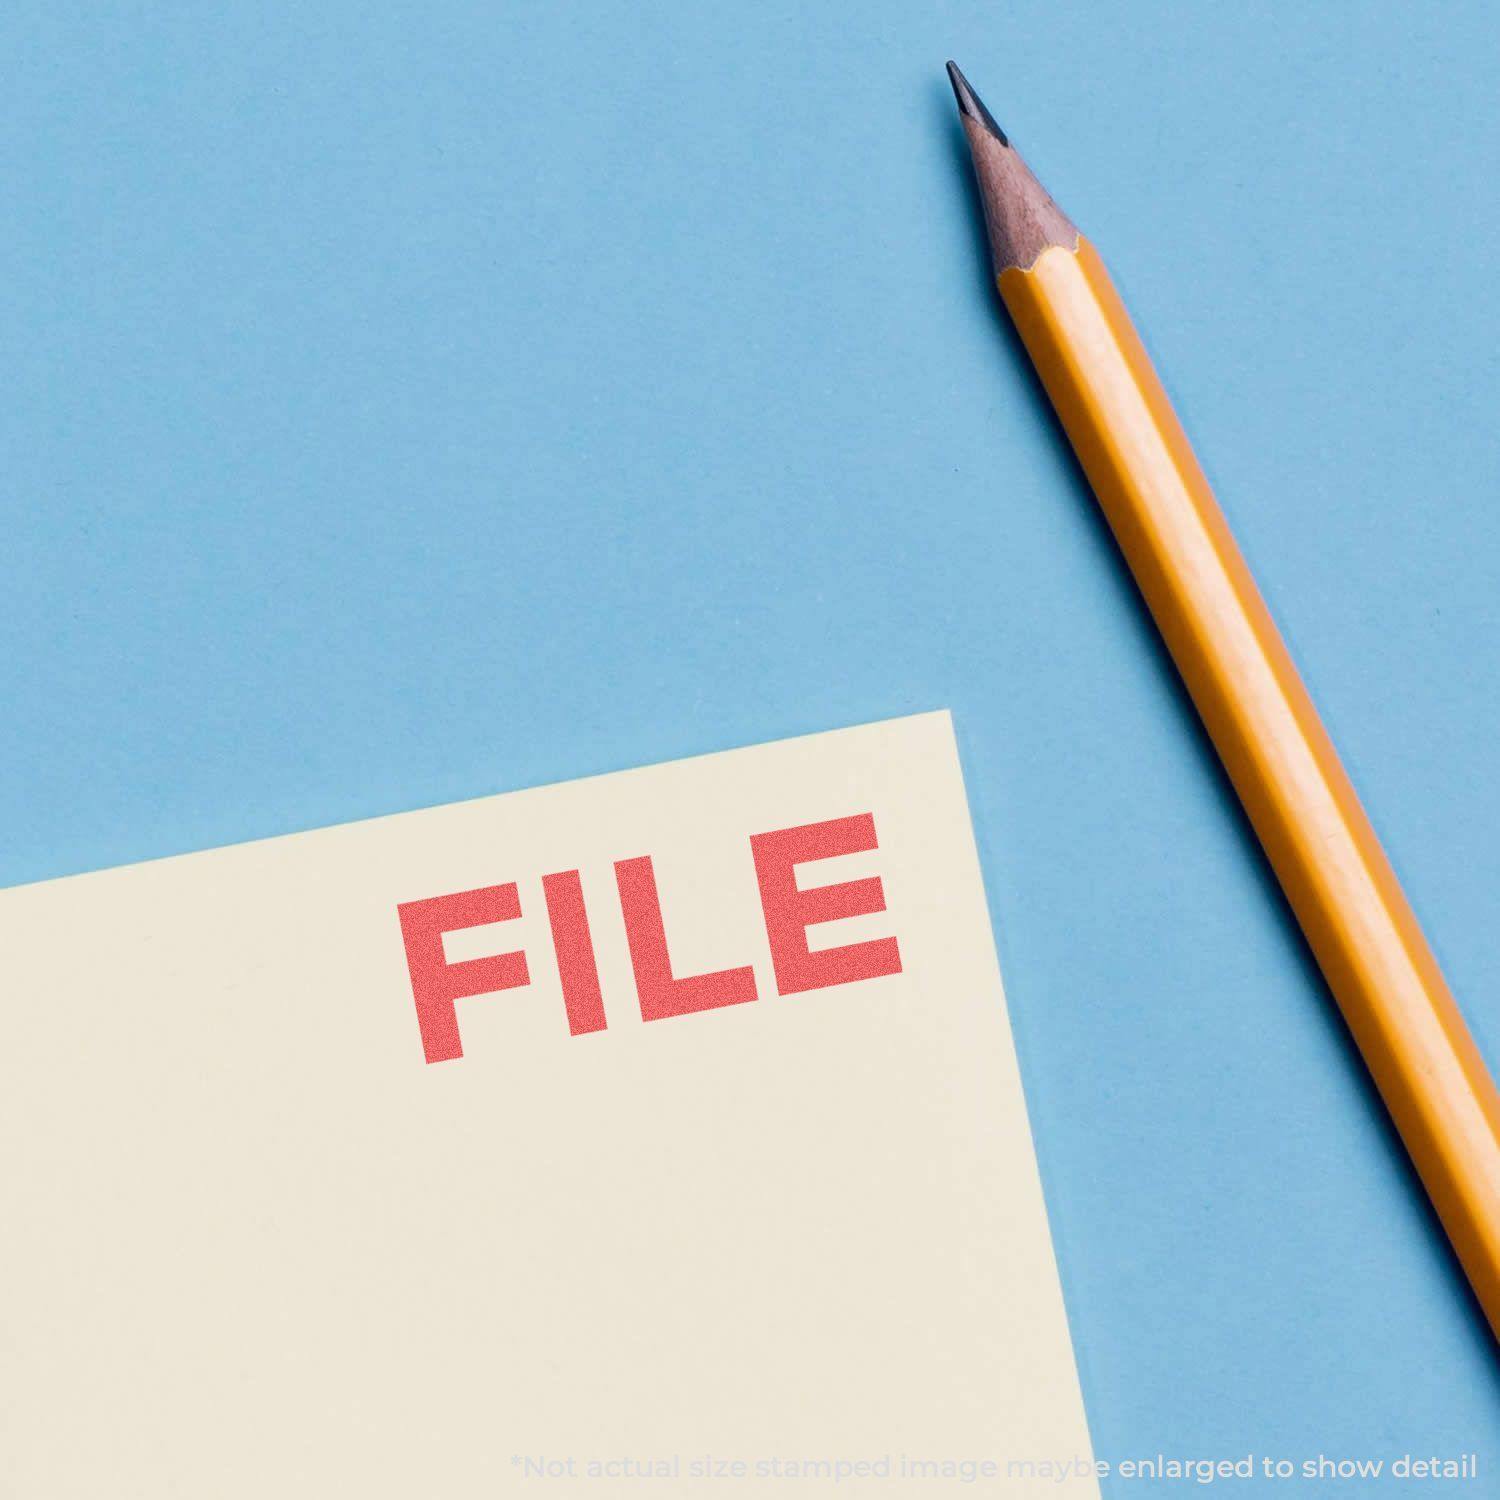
[{"left": 945, "top": 61, "right": 1007, "bottom": 147}]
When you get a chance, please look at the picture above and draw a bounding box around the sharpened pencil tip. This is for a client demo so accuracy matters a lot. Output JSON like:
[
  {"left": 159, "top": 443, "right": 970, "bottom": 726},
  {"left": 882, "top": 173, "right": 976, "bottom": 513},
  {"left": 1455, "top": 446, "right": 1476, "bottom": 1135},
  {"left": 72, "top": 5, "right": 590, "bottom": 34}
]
[
  {"left": 947, "top": 61, "right": 1075, "bottom": 274},
  {"left": 945, "top": 61, "right": 1008, "bottom": 148}
]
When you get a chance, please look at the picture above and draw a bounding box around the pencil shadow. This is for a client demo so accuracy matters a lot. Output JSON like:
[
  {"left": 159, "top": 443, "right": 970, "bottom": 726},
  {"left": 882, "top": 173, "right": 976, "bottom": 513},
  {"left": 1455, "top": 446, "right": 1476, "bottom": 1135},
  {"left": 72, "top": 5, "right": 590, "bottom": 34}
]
[{"left": 933, "top": 82, "right": 1500, "bottom": 1385}]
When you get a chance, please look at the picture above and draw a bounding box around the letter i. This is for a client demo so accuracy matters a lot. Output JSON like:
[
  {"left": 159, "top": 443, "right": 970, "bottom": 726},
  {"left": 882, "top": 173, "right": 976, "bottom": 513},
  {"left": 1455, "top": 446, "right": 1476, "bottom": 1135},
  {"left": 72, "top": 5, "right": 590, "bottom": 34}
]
[{"left": 542, "top": 870, "right": 609, "bottom": 1035}]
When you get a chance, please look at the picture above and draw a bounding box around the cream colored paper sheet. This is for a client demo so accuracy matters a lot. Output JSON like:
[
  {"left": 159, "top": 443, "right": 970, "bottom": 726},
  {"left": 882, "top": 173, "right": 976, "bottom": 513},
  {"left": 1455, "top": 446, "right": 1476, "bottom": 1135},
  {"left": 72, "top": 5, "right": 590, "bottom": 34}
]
[{"left": 1, "top": 711, "right": 1097, "bottom": 1496}]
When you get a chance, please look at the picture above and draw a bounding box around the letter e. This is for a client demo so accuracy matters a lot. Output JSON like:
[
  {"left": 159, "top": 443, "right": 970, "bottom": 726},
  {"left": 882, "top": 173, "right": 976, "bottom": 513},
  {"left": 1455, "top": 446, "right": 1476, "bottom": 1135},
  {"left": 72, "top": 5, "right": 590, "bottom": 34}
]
[{"left": 750, "top": 813, "right": 902, "bottom": 994}]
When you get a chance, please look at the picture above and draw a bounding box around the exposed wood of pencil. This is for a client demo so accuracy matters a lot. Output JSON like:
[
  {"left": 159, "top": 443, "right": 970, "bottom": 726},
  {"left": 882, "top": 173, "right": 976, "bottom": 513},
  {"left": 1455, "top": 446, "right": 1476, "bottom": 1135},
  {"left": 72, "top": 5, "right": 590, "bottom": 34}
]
[{"left": 947, "top": 61, "right": 1500, "bottom": 1337}]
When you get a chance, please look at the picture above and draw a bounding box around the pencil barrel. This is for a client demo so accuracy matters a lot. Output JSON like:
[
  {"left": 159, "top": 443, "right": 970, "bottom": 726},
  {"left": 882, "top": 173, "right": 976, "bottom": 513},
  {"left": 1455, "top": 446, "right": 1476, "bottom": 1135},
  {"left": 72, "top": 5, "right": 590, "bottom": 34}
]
[{"left": 1000, "top": 238, "right": 1500, "bottom": 1337}]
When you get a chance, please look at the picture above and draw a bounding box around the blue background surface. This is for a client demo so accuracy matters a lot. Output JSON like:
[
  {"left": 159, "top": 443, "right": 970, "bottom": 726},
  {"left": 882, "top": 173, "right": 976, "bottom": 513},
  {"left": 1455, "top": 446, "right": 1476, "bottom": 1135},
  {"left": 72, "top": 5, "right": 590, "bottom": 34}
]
[{"left": 5, "top": 2, "right": 1499, "bottom": 1489}]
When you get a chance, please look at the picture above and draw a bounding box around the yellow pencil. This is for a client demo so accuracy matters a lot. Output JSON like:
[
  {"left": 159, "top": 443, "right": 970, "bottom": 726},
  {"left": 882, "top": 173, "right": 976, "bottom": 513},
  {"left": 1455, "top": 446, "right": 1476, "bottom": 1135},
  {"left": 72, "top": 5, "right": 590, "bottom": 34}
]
[{"left": 946, "top": 60, "right": 1500, "bottom": 1337}]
